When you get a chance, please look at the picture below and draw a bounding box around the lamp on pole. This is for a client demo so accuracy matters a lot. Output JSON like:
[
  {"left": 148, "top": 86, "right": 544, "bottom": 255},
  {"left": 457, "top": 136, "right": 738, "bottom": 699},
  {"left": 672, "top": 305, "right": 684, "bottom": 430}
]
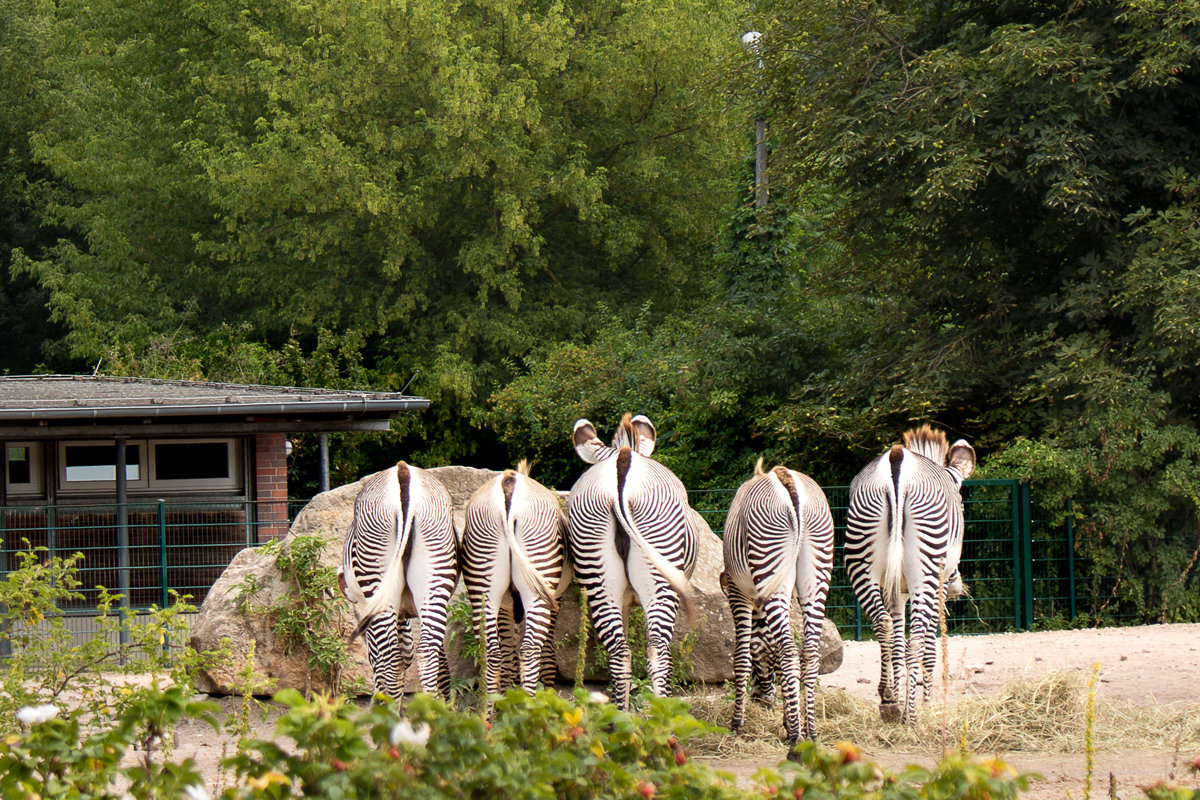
[{"left": 742, "top": 30, "right": 767, "bottom": 212}]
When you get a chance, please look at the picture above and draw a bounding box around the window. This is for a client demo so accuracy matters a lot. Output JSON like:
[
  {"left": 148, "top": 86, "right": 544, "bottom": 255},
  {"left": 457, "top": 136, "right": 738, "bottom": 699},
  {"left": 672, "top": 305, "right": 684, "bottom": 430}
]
[
  {"left": 150, "top": 439, "right": 242, "bottom": 491},
  {"left": 59, "top": 441, "right": 147, "bottom": 491},
  {"left": 5, "top": 442, "right": 44, "bottom": 497},
  {"left": 56, "top": 438, "right": 244, "bottom": 494}
]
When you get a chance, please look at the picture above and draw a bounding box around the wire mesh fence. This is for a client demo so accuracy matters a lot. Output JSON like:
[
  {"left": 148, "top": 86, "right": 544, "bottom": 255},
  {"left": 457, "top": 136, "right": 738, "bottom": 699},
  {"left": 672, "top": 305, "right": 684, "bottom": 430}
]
[
  {"left": 0, "top": 481, "right": 1158, "bottom": 654},
  {"left": 0, "top": 500, "right": 290, "bottom": 612},
  {"left": 686, "top": 479, "right": 1133, "bottom": 639}
]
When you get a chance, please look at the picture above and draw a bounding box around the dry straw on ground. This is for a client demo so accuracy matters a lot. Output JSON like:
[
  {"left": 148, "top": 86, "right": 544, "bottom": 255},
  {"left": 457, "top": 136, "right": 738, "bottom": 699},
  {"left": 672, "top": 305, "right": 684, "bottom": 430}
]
[{"left": 686, "top": 672, "right": 1200, "bottom": 760}]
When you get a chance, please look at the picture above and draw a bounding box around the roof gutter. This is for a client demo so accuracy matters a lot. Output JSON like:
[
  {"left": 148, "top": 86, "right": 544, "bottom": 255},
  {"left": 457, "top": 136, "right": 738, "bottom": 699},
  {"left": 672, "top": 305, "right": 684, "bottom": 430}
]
[{"left": 0, "top": 398, "right": 430, "bottom": 420}]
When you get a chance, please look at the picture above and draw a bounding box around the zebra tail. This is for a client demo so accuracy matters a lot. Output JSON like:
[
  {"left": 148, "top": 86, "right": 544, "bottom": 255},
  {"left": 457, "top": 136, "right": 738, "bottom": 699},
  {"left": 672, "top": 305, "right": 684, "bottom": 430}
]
[
  {"left": 756, "top": 467, "right": 802, "bottom": 602},
  {"left": 349, "top": 464, "right": 416, "bottom": 642},
  {"left": 502, "top": 472, "right": 559, "bottom": 611},
  {"left": 881, "top": 446, "right": 906, "bottom": 616},
  {"left": 614, "top": 456, "right": 698, "bottom": 624}
]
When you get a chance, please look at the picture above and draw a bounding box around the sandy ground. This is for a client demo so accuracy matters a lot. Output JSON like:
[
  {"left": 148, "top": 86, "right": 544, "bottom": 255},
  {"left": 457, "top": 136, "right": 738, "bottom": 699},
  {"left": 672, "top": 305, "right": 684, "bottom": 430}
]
[
  {"left": 709, "top": 623, "right": 1200, "bottom": 798},
  {"left": 171, "top": 623, "right": 1200, "bottom": 798}
]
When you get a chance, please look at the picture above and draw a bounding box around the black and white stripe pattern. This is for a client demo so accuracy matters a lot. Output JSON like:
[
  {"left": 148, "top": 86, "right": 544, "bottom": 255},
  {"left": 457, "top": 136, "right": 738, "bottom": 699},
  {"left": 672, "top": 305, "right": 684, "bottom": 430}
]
[
  {"left": 338, "top": 462, "right": 459, "bottom": 700},
  {"left": 566, "top": 414, "right": 697, "bottom": 709},
  {"left": 844, "top": 426, "right": 976, "bottom": 723},
  {"left": 721, "top": 459, "right": 834, "bottom": 742},
  {"left": 461, "top": 461, "right": 571, "bottom": 710}
]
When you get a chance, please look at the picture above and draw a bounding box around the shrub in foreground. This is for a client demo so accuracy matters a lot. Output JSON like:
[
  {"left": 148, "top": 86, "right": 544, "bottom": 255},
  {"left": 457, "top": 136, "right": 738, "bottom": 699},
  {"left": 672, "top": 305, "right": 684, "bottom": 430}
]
[{"left": 5, "top": 686, "right": 1200, "bottom": 800}]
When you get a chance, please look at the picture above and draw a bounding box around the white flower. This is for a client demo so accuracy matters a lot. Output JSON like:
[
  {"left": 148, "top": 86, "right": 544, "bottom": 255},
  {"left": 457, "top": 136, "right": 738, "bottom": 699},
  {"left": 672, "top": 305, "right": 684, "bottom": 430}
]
[
  {"left": 587, "top": 691, "right": 609, "bottom": 705},
  {"left": 16, "top": 704, "right": 59, "bottom": 725},
  {"left": 389, "top": 719, "right": 431, "bottom": 748},
  {"left": 183, "top": 784, "right": 211, "bottom": 800}
]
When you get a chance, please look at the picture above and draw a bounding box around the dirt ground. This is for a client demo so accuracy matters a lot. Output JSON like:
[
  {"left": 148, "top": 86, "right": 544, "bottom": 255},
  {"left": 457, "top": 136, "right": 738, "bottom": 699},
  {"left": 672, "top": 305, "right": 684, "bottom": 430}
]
[{"left": 173, "top": 623, "right": 1200, "bottom": 798}]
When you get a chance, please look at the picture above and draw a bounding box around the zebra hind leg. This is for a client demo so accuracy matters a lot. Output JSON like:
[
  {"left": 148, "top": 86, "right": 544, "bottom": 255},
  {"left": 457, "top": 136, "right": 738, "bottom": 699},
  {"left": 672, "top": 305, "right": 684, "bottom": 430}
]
[
  {"left": 415, "top": 596, "right": 454, "bottom": 701},
  {"left": 855, "top": 582, "right": 902, "bottom": 721},
  {"left": 362, "top": 611, "right": 405, "bottom": 701},
  {"left": 588, "top": 592, "right": 634, "bottom": 710},
  {"left": 474, "top": 598, "right": 505, "bottom": 706},
  {"left": 725, "top": 583, "right": 756, "bottom": 733},
  {"left": 749, "top": 608, "right": 778, "bottom": 707},
  {"left": 518, "top": 598, "right": 556, "bottom": 695},
  {"left": 761, "top": 594, "right": 802, "bottom": 744},
  {"left": 643, "top": 588, "right": 684, "bottom": 697},
  {"left": 499, "top": 600, "right": 521, "bottom": 691},
  {"left": 798, "top": 605, "right": 826, "bottom": 741},
  {"left": 906, "top": 593, "right": 938, "bottom": 723}
]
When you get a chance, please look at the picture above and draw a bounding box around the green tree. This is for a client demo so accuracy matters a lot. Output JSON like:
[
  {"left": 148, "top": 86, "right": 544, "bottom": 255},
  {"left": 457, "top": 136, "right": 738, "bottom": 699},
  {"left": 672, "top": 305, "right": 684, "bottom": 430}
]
[
  {"left": 13, "top": 0, "right": 744, "bottom": 468},
  {"left": 0, "top": 0, "right": 65, "bottom": 373},
  {"left": 753, "top": 0, "right": 1200, "bottom": 619}
]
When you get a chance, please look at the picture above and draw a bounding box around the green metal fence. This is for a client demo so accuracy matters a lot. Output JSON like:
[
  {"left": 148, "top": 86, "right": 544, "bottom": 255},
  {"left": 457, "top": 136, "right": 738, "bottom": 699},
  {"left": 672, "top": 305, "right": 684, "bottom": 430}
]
[
  {"left": 0, "top": 499, "right": 294, "bottom": 613},
  {"left": 689, "top": 479, "right": 1104, "bottom": 639},
  {"left": 0, "top": 481, "right": 1126, "bottom": 650}
]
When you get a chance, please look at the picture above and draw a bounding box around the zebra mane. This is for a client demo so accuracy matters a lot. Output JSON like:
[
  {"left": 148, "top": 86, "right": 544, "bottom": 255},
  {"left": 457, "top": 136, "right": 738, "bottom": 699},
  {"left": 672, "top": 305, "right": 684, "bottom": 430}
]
[
  {"left": 611, "top": 412, "right": 636, "bottom": 449},
  {"left": 902, "top": 425, "right": 949, "bottom": 464},
  {"left": 515, "top": 459, "right": 531, "bottom": 476},
  {"left": 610, "top": 413, "right": 656, "bottom": 456},
  {"left": 753, "top": 457, "right": 766, "bottom": 477}
]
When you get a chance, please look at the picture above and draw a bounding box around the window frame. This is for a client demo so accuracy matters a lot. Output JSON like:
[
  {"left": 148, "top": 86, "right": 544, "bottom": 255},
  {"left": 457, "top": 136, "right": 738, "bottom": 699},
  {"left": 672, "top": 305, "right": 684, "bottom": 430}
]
[
  {"left": 54, "top": 437, "right": 245, "bottom": 495},
  {"left": 57, "top": 440, "right": 149, "bottom": 492},
  {"left": 5, "top": 441, "right": 45, "bottom": 498},
  {"left": 148, "top": 438, "right": 243, "bottom": 492}
]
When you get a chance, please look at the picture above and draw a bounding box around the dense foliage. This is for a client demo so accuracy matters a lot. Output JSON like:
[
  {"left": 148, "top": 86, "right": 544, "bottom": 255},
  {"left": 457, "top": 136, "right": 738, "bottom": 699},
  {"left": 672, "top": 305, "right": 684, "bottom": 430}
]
[
  {"left": 742, "top": 0, "right": 1200, "bottom": 620},
  {"left": 3, "top": 0, "right": 1200, "bottom": 619},
  {"left": 2, "top": 0, "right": 743, "bottom": 467}
]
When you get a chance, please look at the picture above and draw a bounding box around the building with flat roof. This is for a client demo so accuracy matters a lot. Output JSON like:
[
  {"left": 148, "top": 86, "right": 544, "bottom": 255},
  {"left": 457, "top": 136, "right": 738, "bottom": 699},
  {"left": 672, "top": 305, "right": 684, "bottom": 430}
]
[{"left": 0, "top": 374, "right": 428, "bottom": 618}]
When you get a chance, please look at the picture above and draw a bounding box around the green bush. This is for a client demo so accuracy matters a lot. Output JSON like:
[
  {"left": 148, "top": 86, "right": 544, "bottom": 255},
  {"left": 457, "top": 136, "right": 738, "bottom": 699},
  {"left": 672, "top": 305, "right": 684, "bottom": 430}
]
[
  {"left": 5, "top": 684, "right": 1200, "bottom": 800},
  {"left": 0, "top": 543, "right": 212, "bottom": 733}
]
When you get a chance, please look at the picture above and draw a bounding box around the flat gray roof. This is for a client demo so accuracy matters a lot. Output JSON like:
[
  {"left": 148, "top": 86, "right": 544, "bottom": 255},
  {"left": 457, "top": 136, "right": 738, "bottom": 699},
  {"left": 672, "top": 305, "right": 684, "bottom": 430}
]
[{"left": 0, "top": 375, "right": 429, "bottom": 436}]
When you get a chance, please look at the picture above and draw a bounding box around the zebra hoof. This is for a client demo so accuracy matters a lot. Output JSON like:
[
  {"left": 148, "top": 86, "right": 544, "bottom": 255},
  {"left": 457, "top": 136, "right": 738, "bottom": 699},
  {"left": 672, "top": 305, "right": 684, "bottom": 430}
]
[
  {"left": 785, "top": 742, "right": 804, "bottom": 763},
  {"left": 879, "top": 702, "right": 903, "bottom": 723},
  {"left": 751, "top": 691, "right": 776, "bottom": 709}
]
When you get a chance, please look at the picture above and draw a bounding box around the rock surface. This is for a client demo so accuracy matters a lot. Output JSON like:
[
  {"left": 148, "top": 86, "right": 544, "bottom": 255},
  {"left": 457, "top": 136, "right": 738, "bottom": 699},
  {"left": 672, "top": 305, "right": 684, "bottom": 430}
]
[{"left": 190, "top": 466, "right": 844, "bottom": 695}]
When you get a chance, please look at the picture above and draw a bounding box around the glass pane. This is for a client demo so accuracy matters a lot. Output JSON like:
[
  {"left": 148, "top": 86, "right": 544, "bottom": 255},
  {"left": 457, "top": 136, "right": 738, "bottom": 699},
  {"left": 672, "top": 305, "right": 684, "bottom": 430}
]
[
  {"left": 7, "top": 446, "right": 32, "bottom": 484},
  {"left": 64, "top": 444, "right": 141, "bottom": 482},
  {"left": 154, "top": 442, "right": 231, "bottom": 481}
]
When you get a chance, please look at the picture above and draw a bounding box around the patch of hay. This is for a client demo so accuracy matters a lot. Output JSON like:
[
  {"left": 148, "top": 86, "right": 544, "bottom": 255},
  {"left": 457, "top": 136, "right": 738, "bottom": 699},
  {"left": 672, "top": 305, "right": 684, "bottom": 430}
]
[
  {"left": 683, "top": 671, "right": 1200, "bottom": 759},
  {"left": 687, "top": 693, "right": 788, "bottom": 760}
]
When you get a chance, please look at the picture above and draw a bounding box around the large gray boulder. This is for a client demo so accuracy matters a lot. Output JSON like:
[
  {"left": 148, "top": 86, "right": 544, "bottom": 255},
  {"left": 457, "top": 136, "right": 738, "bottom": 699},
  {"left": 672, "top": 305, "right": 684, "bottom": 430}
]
[
  {"left": 190, "top": 467, "right": 496, "bottom": 696},
  {"left": 190, "top": 466, "right": 844, "bottom": 695}
]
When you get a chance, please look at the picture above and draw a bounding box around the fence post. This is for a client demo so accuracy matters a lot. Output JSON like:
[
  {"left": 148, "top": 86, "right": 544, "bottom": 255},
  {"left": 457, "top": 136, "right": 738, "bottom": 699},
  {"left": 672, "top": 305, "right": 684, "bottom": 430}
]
[
  {"left": 0, "top": 507, "right": 9, "bottom": 659},
  {"left": 1020, "top": 482, "right": 1034, "bottom": 630},
  {"left": 116, "top": 439, "right": 131, "bottom": 652},
  {"left": 1011, "top": 480, "right": 1023, "bottom": 630},
  {"left": 1066, "top": 498, "right": 1076, "bottom": 621},
  {"left": 158, "top": 500, "right": 168, "bottom": 611}
]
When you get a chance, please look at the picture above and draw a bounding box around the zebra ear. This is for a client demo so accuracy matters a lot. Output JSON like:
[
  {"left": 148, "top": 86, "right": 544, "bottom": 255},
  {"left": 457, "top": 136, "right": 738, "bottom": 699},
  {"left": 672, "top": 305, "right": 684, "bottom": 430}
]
[
  {"left": 948, "top": 440, "right": 976, "bottom": 480},
  {"left": 631, "top": 415, "right": 657, "bottom": 456},
  {"left": 573, "top": 419, "right": 606, "bottom": 464}
]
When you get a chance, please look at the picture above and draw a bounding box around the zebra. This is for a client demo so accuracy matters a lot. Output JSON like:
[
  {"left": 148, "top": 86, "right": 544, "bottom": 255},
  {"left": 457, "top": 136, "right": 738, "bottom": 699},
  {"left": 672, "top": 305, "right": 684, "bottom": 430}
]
[
  {"left": 461, "top": 460, "right": 571, "bottom": 708},
  {"left": 566, "top": 413, "right": 697, "bottom": 710},
  {"left": 721, "top": 458, "right": 834, "bottom": 743},
  {"left": 338, "top": 461, "right": 458, "bottom": 700},
  {"left": 844, "top": 425, "right": 976, "bottom": 723}
]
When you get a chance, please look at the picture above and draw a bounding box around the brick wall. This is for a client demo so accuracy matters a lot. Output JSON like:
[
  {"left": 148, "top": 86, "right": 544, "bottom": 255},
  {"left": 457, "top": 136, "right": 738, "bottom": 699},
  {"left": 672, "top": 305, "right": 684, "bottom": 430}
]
[{"left": 255, "top": 432, "right": 290, "bottom": 541}]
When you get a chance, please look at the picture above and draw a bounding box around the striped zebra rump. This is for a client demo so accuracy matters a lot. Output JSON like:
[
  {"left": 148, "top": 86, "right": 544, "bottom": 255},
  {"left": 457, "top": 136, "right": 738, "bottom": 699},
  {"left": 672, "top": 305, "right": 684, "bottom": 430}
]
[
  {"left": 462, "top": 462, "right": 570, "bottom": 702},
  {"left": 722, "top": 459, "right": 834, "bottom": 743},
  {"left": 844, "top": 426, "right": 976, "bottom": 724},
  {"left": 338, "top": 462, "right": 458, "bottom": 700},
  {"left": 566, "top": 414, "right": 698, "bottom": 708}
]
